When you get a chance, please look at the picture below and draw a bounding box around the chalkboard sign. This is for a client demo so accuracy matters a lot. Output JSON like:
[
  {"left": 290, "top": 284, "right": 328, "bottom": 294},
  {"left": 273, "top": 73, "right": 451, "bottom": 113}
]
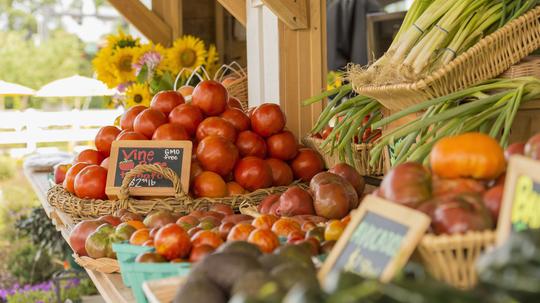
[
  {"left": 497, "top": 155, "right": 540, "bottom": 244},
  {"left": 106, "top": 140, "right": 192, "bottom": 198},
  {"left": 318, "top": 196, "right": 430, "bottom": 283}
]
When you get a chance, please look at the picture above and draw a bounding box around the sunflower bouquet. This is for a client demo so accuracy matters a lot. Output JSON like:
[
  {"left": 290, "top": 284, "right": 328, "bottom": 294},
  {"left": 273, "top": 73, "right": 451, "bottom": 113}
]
[{"left": 93, "top": 31, "right": 219, "bottom": 108}]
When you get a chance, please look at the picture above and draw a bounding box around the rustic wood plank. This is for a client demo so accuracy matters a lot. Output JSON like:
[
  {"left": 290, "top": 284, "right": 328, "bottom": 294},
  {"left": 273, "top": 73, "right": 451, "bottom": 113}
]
[
  {"left": 152, "top": 0, "right": 183, "bottom": 40},
  {"left": 109, "top": 0, "right": 172, "bottom": 46},
  {"left": 278, "top": 0, "right": 326, "bottom": 139},
  {"left": 216, "top": 0, "right": 246, "bottom": 26},
  {"left": 261, "top": 0, "right": 309, "bottom": 30}
]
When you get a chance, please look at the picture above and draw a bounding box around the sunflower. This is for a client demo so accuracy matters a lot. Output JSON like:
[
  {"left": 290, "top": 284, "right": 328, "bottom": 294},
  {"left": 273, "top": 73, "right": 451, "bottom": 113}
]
[
  {"left": 110, "top": 47, "right": 143, "bottom": 85},
  {"left": 165, "top": 35, "right": 207, "bottom": 75},
  {"left": 92, "top": 46, "right": 118, "bottom": 88},
  {"left": 106, "top": 30, "right": 140, "bottom": 50},
  {"left": 205, "top": 45, "right": 220, "bottom": 78},
  {"left": 125, "top": 83, "right": 152, "bottom": 108}
]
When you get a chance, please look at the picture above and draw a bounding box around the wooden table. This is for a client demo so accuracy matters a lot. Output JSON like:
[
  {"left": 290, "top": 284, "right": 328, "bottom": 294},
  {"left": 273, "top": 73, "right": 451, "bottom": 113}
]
[{"left": 23, "top": 167, "right": 136, "bottom": 303}]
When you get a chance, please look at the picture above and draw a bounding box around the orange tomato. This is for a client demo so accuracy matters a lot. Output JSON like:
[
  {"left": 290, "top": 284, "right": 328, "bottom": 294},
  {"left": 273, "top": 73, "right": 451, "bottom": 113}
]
[
  {"left": 227, "top": 223, "right": 255, "bottom": 242},
  {"left": 248, "top": 228, "right": 279, "bottom": 253},
  {"left": 130, "top": 228, "right": 151, "bottom": 245},
  {"left": 74, "top": 149, "right": 105, "bottom": 165},
  {"left": 95, "top": 126, "right": 121, "bottom": 157},
  {"left": 191, "top": 230, "right": 224, "bottom": 249},
  {"left": 226, "top": 182, "right": 247, "bottom": 196},
  {"left": 193, "top": 171, "right": 228, "bottom": 198},
  {"left": 271, "top": 217, "right": 301, "bottom": 237},
  {"left": 252, "top": 214, "right": 278, "bottom": 230},
  {"left": 126, "top": 220, "right": 147, "bottom": 230},
  {"left": 154, "top": 223, "right": 192, "bottom": 260}
]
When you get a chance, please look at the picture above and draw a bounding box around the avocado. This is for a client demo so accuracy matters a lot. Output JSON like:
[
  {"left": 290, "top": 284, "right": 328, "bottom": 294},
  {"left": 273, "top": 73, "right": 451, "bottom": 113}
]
[
  {"left": 217, "top": 241, "right": 262, "bottom": 259},
  {"left": 190, "top": 252, "right": 262, "bottom": 292},
  {"left": 232, "top": 270, "right": 283, "bottom": 298},
  {"left": 258, "top": 253, "right": 290, "bottom": 271},
  {"left": 270, "top": 263, "right": 319, "bottom": 291},
  {"left": 173, "top": 275, "right": 226, "bottom": 303},
  {"left": 275, "top": 244, "right": 316, "bottom": 271}
]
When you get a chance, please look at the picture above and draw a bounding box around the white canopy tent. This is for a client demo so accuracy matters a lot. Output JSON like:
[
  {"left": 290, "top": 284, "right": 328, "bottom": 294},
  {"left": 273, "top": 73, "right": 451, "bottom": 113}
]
[
  {"left": 0, "top": 80, "right": 35, "bottom": 96},
  {"left": 35, "top": 75, "right": 115, "bottom": 97}
]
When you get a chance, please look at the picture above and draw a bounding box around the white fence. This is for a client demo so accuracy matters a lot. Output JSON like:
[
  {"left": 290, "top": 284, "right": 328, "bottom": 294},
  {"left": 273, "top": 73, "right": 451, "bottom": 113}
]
[{"left": 0, "top": 109, "right": 123, "bottom": 153}]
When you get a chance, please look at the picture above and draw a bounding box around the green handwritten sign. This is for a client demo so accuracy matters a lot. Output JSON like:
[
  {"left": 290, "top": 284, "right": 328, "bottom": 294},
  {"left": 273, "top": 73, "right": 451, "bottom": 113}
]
[{"left": 319, "top": 196, "right": 430, "bottom": 283}]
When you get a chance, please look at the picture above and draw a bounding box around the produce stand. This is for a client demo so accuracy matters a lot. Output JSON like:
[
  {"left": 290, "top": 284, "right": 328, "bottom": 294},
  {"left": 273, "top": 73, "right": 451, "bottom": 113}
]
[{"left": 23, "top": 165, "right": 136, "bottom": 303}]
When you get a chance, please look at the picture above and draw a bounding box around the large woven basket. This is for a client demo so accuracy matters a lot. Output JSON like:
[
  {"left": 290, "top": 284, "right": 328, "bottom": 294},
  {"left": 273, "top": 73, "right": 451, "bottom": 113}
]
[
  {"left": 302, "top": 136, "right": 387, "bottom": 176},
  {"left": 501, "top": 55, "right": 540, "bottom": 78},
  {"left": 417, "top": 230, "right": 496, "bottom": 289},
  {"left": 354, "top": 6, "right": 540, "bottom": 111},
  {"left": 214, "top": 63, "right": 249, "bottom": 111},
  {"left": 47, "top": 164, "right": 295, "bottom": 222}
]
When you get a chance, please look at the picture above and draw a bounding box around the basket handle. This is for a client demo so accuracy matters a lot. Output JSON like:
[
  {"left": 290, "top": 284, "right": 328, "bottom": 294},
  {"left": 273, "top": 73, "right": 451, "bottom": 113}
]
[{"left": 117, "top": 164, "right": 189, "bottom": 202}]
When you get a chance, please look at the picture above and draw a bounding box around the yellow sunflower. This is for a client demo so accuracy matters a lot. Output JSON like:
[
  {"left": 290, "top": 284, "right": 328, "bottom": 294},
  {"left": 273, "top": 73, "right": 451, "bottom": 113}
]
[
  {"left": 205, "top": 45, "right": 220, "bottom": 78},
  {"left": 165, "top": 35, "right": 207, "bottom": 75},
  {"left": 106, "top": 30, "right": 140, "bottom": 50},
  {"left": 125, "top": 83, "right": 152, "bottom": 108},
  {"left": 110, "top": 47, "right": 143, "bottom": 85},
  {"left": 92, "top": 46, "right": 117, "bottom": 88}
]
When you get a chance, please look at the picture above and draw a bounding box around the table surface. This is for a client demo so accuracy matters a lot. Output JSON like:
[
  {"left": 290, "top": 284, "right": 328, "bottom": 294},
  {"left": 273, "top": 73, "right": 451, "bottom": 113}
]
[{"left": 23, "top": 167, "right": 135, "bottom": 303}]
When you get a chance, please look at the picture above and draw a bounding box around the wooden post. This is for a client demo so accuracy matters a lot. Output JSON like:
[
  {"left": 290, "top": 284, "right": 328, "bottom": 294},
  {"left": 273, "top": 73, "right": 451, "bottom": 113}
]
[
  {"left": 216, "top": 0, "right": 247, "bottom": 26},
  {"left": 277, "top": 0, "right": 327, "bottom": 139},
  {"left": 152, "top": 0, "right": 183, "bottom": 40}
]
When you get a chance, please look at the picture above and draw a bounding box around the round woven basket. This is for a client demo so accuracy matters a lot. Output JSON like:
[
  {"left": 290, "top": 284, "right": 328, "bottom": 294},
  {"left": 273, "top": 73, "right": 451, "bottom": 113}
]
[
  {"left": 417, "top": 230, "right": 496, "bottom": 289},
  {"left": 214, "top": 62, "right": 249, "bottom": 111},
  {"left": 47, "top": 164, "right": 296, "bottom": 222}
]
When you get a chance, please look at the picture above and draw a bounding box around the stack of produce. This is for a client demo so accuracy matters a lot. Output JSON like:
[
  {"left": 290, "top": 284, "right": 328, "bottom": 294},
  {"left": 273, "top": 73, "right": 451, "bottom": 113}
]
[
  {"left": 54, "top": 79, "right": 326, "bottom": 200},
  {"left": 350, "top": 0, "right": 539, "bottom": 85}
]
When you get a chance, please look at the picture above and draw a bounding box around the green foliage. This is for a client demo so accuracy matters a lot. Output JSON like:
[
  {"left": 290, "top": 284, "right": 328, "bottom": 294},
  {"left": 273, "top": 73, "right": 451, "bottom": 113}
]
[
  {"left": 16, "top": 207, "right": 71, "bottom": 258},
  {"left": 7, "top": 243, "right": 60, "bottom": 285},
  {"left": 6, "top": 290, "right": 55, "bottom": 303}
]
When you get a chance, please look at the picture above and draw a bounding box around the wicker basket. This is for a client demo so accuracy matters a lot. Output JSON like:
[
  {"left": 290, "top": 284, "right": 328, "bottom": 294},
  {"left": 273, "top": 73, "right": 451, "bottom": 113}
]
[
  {"left": 47, "top": 164, "right": 295, "bottom": 222},
  {"left": 417, "top": 230, "right": 496, "bottom": 289},
  {"left": 214, "top": 62, "right": 249, "bottom": 111},
  {"left": 353, "top": 6, "right": 540, "bottom": 111},
  {"left": 501, "top": 55, "right": 540, "bottom": 78},
  {"left": 302, "top": 136, "right": 387, "bottom": 176}
]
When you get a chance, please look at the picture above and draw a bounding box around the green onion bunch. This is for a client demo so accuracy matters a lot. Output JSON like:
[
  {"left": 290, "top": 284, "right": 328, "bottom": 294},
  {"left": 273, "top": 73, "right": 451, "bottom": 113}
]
[
  {"left": 359, "top": 0, "right": 539, "bottom": 85},
  {"left": 370, "top": 77, "right": 540, "bottom": 167},
  {"left": 303, "top": 84, "right": 382, "bottom": 165}
]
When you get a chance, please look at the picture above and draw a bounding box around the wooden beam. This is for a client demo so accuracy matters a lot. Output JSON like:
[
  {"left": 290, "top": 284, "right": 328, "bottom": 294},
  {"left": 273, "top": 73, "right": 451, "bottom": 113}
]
[
  {"left": 278, "top": 0, "right": 326, "bottom": 138},
  {"left": 216, "top": 0, "right": 246, "bottom": 27},
  {"left": 108, "top": 0, "right": 172, "bottom": 46},
  {"left": 261, "top": 0, "right": 308, "bottom": 30},
  {"left": 152, "top": 0, "right": 183, "bottom": 41}
]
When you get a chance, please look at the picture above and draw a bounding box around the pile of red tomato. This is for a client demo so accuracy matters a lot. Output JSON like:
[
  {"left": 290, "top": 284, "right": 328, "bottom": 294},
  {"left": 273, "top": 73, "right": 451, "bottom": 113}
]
[{"left": 60, "top": 80, "right": 325, "bottom": 200}]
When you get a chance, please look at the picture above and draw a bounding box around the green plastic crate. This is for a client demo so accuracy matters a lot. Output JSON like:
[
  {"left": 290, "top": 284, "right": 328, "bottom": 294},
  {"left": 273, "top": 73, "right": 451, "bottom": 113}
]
[
  {"left": 122, "top": 260, "right": 191, "bottom": 303},
  {"left": 112, "top": 242, "right": 154, "bottom": 287}
]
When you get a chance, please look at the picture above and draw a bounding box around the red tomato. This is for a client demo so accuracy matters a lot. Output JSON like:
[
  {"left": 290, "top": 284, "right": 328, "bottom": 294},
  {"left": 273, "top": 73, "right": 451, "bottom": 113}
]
[
  {"left": 151, "top": 123, "right": 190, "bottom": 140},
  {"left": 248, "top": 228, "right": 279, "bottom": 253},
  {"left": 95, "top": 126, "right": 121, "bottom": 157},
  {"left": 193, "top": 171, "right": 228, "bottom": 198},
  {"left": 100, "top": 157, "right": 110, "bottom": 170},
  {"left": 191, "top": 230, "right": 223, "bottom": 249},
  {"left": 235, "top": 130, "right": 267, "bottom": 158},
  {"left": 133, "top": 108, "right": 168, "bottom": 138},
  {"left": 74, "top": 149, "right": 105, "bottom": 165},
  {"left": 291, "top": 148, "right": 325, "bottom": 182},
  {"left": 168, "top": 104, "right": 204, "bottom": 137},
  {"left": 195, "top": 117, "right": 237, "bottom": 143},
  {"left": 150, "top": 90, "right": 185, "bottom": 115},
  {"left": 234, "top": 157, "right": 273, "bottom": 191},
  {"left": 120, "top": 105, "right": 146, "bottom": 131},
  {"left": 154, "top": 223, "right": 192, "bottom": 260},
  {"left": 191, "top": 80, "right": 228, "bottom": 116},
  {"left": 228, "top": 97, "right": 243, "bottom": 110},
  {"left": 116, "top": 131, "right": 147, "bottom": 141},
  {"left": 251, "top": 103, "right": 286, "bottom": 137},
  {"left": 265, "top": 158, "right": 294, "bottom": 186},
  {"left": 220, "top": 108, "right": 250, "bottom": 132},
  {"left": 321, "top": 126, "right": 333, "bottom": 139},
  {"left": 63, "top": 162, "right": 90, "bottom": 193},
  {"left": 266, "top": 131, "right": 298, "bottom": 161},
  {"left": 196, "top": 135, "right": 239, "bottom": 177},
  {"left": 74, "top": 165, "right": 108, "bottom": 199}
]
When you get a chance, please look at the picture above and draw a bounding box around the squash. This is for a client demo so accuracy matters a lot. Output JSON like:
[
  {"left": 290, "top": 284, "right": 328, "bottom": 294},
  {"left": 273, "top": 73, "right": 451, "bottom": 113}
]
[{"left": 430, "top": 133, "right": 505, "bottom": 180}]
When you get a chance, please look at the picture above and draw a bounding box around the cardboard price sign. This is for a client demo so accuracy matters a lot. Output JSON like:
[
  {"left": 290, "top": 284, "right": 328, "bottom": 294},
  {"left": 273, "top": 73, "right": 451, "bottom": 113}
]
[
  {"left": 497, "top": 155, "right": 540, "bottom": 244},
  {"left": 318, "top": 195, "right": 430, "bottom": 283},
  {"left": 106, "top": 140, "right": 192, "bottom": 197}
]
